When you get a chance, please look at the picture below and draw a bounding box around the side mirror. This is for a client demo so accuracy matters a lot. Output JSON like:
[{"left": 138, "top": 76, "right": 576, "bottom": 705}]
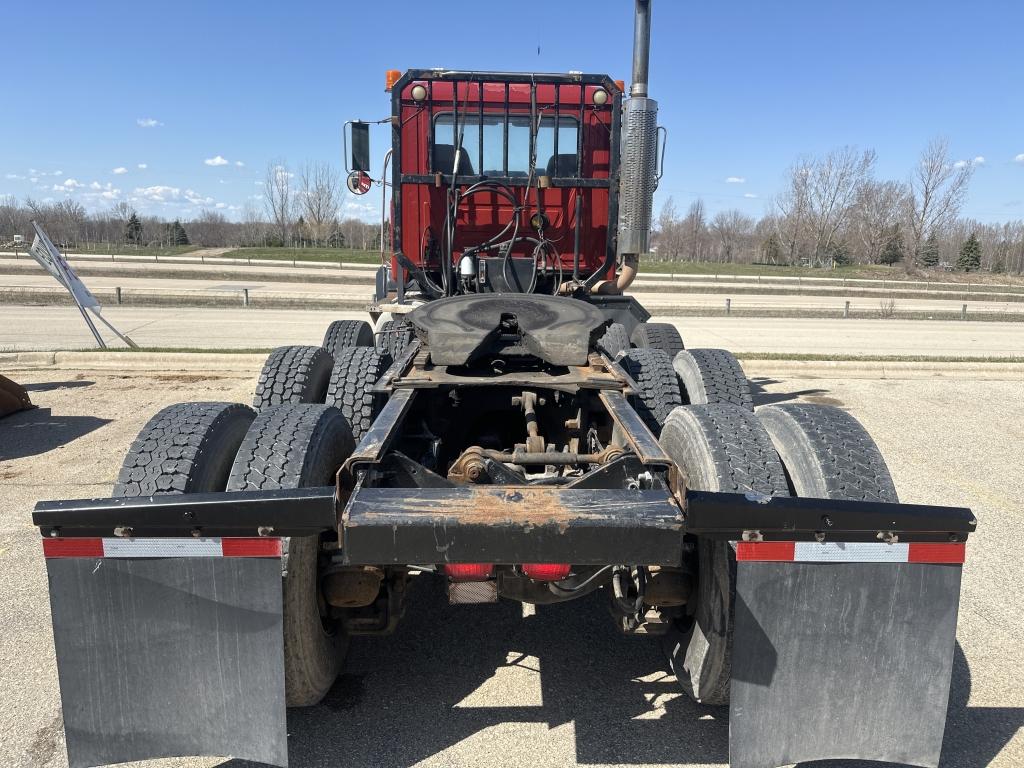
[{"left": 345, "top": 121, "right": 371, "bottom": 172}]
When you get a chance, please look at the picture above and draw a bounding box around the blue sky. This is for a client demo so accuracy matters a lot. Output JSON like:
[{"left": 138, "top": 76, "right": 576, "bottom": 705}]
[{"left": 3, "top": 0, "right": 1022, "bottom": 224}]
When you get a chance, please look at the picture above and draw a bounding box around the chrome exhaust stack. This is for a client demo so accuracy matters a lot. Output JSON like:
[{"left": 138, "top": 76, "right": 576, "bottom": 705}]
[{"left": 616, "top": 0, "right": 659, "bottom": 278}]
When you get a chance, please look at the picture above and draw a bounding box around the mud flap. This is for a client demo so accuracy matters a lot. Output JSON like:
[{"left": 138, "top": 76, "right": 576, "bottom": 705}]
[
  {"left": 44, "top": 538, "right": 288, "bottom": 768},
  {"left": 729, "top": 542, "right": 964, "bottom": 768}
]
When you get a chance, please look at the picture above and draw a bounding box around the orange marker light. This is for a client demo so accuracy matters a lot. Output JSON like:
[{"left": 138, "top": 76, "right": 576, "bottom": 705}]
[
  {"left": 385, "top": 69, "right": 402, "bottom": 91},
  {"left": 614, "top": 79, "right": 625, "bottom": 93}
]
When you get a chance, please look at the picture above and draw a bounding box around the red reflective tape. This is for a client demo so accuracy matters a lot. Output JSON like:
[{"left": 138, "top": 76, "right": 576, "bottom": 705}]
[
  {"left": 735, "top": 541, "right": 795, "bottom": 562},
  {"left": 221, "top": 538, "right": 282, "bottom": 558},
  {"left": 908, "top": 542, "right": 965, "bottom": 564},
  {"left": 43, "top": 538, "right": 104, "bottom": 558}
]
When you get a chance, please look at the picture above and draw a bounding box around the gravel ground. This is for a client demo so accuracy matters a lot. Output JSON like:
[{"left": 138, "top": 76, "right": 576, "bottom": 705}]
[{"left": 0, "top": 367, "right": 1021, "bottom": 768}]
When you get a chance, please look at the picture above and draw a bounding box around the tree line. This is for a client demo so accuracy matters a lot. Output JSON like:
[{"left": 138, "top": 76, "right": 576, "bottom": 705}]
[
  {"left": 0, "top": 159, "right": 384, "bottom": 252},
  {"left": 654, "top": 138, "right": 1024, "bottom": 274}
]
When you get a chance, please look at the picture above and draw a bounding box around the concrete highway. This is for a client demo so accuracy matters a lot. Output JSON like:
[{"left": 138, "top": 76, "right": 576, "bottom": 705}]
[
  {"left": 2, "top": 304, "right": 1024, "bottom": 357},
  {"left": 1, "top": 364, "right": 1021, "bottom": 768}
]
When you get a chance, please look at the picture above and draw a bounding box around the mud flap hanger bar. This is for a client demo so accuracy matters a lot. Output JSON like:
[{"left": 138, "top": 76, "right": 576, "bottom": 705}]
[
  {"left": 684, "top": 490, "right": 976, "bottom": 543},
  {"left": 33, "top": 487, "right": 338, "bottom": 539},
  {"left": 34, "top": 485, "right": 975, "bottom": 554}
]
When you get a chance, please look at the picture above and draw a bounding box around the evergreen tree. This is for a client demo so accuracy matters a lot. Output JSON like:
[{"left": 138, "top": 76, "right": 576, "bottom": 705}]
[
  {"left": 957, "top": 233, "right": 981, "bottom": 271},
  {"left": 125, "top": 212, "right": 143, "bottom": 244},
  {"left": 879, "top": 225, "right": 905, "bottom": 265},
  {"left": 919, "top": 233, "right": 940, "bottom": 268},
  {"left": 172, "top": 220, "right": 190, "bottom": 246},
  {"left": 827, "top": 239, "right": 851, "bottom": 267},
  {"left": 761, "top": 232, "right": 782, "bottom": 264}
]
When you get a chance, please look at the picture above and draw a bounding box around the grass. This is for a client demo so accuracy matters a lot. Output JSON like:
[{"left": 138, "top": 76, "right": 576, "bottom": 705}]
[
  {"left": 61, "top": 244, "right": 201, "bottom": 257},
  {"left": 639, "top": 258, "right": 1024, "bottom": 286},
  {"left": 219, "top": 247, "right": 381, "bottom": 264}
]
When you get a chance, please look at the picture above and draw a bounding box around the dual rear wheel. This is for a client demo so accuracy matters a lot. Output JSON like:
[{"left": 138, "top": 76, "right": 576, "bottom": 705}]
[
  {"left": 659, "top": 400, "right": 898, "bottom": 705},
  {"left": 114, "top": 400, "right": 357, "bottom": 707}
]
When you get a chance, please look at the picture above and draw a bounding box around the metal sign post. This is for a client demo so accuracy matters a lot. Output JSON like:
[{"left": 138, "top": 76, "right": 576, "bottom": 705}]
[{"left": 28, "top": 222, "right": 138, "bottom": 349}]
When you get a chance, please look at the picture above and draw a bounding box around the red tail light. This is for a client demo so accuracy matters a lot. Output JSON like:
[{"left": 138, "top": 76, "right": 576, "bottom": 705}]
[
  {"left": 444, "top": 563, "right": 494, "bottom": 581},
  {"left": 521, "top": 563, "right": 572, "bottom": 581}
]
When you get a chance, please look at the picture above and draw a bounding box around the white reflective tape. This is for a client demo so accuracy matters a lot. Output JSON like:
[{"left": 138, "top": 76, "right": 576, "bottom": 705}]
[
  {"left": 101, "top": 538, "right": 224, "bottom": 558},
  {"left": 793, "top": 542, "right": 910, "bottom": 563}
]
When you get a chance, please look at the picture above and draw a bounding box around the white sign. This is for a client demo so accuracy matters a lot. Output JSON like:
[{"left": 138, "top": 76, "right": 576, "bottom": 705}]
[{"left": 29, "top": 222, "right": 101, "bottom": 311}]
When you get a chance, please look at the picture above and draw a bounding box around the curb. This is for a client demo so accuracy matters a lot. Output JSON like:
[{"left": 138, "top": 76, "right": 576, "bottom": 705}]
[
  {"left": 739, "top": 359, "right": 1024, "bottom": 381},
  {"left": 2, "top": 351, "right": 1022, "bottom": 380}
]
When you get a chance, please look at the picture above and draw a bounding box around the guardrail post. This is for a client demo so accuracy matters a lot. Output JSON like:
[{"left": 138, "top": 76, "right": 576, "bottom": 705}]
[
  {"left": 116, "top": 287, "right": 122, "bottom": 305},
  {"left": 962, "top": 303, "right": 967, "bottom": 320},
  {"left": 726, "top": 298, "right": 731, "bottom": 315},
  {"left": 243, "top": 288, "right": 250, "bottom": 307},
  {"left": 844, "top": 300, "right": 850, "bottom": 318}
]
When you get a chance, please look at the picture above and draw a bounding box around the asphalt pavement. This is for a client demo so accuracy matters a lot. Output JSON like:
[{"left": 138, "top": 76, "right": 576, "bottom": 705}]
[{"left": 1, "top": 365, "right": 1021, "bottom": 768}]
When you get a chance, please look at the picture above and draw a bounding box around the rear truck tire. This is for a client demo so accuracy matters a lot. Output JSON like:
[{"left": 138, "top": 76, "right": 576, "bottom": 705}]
[
  {"left": 595, "top": 322, "right": 630, "bottom": 358},
  {"left": 376, "top": 318, "right": 415, "bottom": 362},
  {"left": 253, "top": 345, "right": 334, "bottom": 411},
  {"left": 659, "top": 404, "right": 791, "bottom": 705},
  {"left": 631, "top": 321, "right": 685, "bottom": 356},
  {"left": 113, "top": 402, "right": 255, "bottom": 496},
  {"left": 673, "top": 348, "right": 753, "bottom": 411},
  {"left": 325, "top": 346, "right": 389, "bottom": 442},
  {"left": 322, "top": 319, "right": 374, "bottom": 357},
  {"left": 757, "top": 403, "right": 898, "bottom": 503},
  {"left": 226, "top": 404, "right": 356, "bottom": 708},
  {"left": 619, "top": 348, "right": 682, "bottom": 435}
]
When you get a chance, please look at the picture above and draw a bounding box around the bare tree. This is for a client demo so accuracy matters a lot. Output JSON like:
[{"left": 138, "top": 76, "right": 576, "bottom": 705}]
[
  {"left": 774, "top": 157, "right": 811, "bottom": 263},
  {"left": 683, "top": 199, "right": 709, "bottom": 262},
  {"left": 654, "top": 197, "right": 682, "bottom": 260},
  {"left": 907, "top": 138, "right": 973, "bottom": 263},
  {"left": 849, "top": 180, "right": 909, "bottom": 264},
  {"left": 805, "top": 146, "right": 876, "bottom": 259},
  {"left": 264, "top": 158, "right": 294, "bottom": 245},
  {"left": 299, "top": 162, "right": 341, "bottom": 247},
  {"left": 709, "top": 209, "right": 756, "bottom": 262}
]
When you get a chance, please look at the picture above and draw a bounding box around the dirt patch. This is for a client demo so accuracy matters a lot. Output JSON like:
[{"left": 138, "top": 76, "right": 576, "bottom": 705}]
[
  {"left": 23, "top": 713, "right": 62, "bottom": 768},
  {"left": 153, "top": 373, "right": 221, "bottom": 384}
]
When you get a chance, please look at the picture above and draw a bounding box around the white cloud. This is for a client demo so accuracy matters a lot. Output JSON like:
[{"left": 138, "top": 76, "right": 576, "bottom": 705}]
[
  {"left": 1014, "top": 153, "right": 1024, "bottom": 164},
  {"left": 5, "top": 173, "right": 23, "bottom": 180},
  {"left": 112, "top": 166, "right": 128, "bottom": 175},
  {"left": 215, "top": 202, "right": 227, "bottom": 209},
  {"left": 235, "top": 160, "right": 245, "bottom": 167},
  {"left": 743, "top": 193, "right": 758, "bottom": 199},
  {"left": 973, "top": 156, "right": 985, "bottom": 166},
  {"left": 135, "top": 184, "right": 180, "bottom": 202},
  {"left": 953, "top": 160, "right": 968, "bottom": 168},
  {"left": 205, "top": 155, "right": 229, "bottom": 166},
  {"left": 137, "top": 163, "right": 148, "bottom": 169},
  {"left": 137, "top": 117, "right": 162, "bottom": 128},
  {"left": 725, "top": 176, "right": 746, "bottom": 184},
  {"left": 54, "top": 178, "right": 83, "bottom": 191},
  {"left": 89, "top": 181, "right": 102, "bottom": 190}
]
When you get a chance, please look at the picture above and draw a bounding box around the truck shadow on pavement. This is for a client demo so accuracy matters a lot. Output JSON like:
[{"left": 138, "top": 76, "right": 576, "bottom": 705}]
[
  {"left": 748, "top": 377, "right": 832, "bottom": 407},
  {"left": 222, "top": 575, "right": 1020, "bottom": 768},
  {"left": 0, "top": 406, "right": 110, "bottom": 461}
]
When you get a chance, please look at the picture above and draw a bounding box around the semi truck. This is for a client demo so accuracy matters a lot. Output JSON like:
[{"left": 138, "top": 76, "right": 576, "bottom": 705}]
[{"left": 33, "top": 3, "right": 975, "bottom": 766}]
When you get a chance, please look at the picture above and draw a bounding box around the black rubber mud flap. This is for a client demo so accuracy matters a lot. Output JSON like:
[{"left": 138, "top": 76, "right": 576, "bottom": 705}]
[
  {"left": 728, "top": 541, "right": 964, "bottom": 768},
  {"left": 45, "top": 538, "right": 288, "bottom": 768}
]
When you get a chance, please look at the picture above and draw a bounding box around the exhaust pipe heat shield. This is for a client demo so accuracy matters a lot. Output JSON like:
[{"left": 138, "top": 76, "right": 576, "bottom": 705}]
[
  {"left": 729, "top": 547, "right": 963, "bottom": 768},
  {"left": 45, "top": 543, "right": 288, "bottom": 768}
]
